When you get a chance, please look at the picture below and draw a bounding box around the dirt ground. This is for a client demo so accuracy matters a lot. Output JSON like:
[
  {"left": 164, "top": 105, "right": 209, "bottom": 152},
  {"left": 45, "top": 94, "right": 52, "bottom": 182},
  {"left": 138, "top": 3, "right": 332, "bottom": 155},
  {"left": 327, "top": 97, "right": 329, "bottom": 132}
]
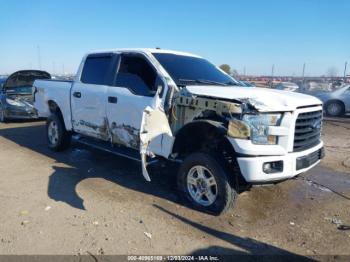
[{"left": 0, "top": 117, "right": 349, "bottom": 257}]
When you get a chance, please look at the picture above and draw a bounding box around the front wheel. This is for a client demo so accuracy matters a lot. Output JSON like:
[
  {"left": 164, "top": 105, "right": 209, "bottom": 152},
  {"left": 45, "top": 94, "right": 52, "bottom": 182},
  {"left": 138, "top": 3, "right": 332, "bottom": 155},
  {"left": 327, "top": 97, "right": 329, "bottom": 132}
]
[
  {"left": 325, "top": 101, "right": 345, "bottom": 117},
  {"left": 46, "top": 113, "right": 71, "bottom": 151},
  {"left": 177, "top": 152, "right": 238, "bottom": 215}
]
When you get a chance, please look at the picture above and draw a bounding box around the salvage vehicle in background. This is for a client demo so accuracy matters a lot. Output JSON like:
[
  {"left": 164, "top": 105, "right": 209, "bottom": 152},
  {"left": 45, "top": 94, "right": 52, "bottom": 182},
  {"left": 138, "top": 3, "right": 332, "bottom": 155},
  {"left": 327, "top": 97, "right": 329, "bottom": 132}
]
[
  {"left": 0, "top": 70, "right": 51, "bottom": 122},
  {"left": 0, "top": 77, "right": 7, "bottom": 88},
  {"left": 274, "top": 82, "right": 299, "bottom": 92},
  {"left": 34, "top": 49, "right": 325, "bottom": 215},
  {"left": 312, "top": 85, "right": 350, "bottom": 117}
]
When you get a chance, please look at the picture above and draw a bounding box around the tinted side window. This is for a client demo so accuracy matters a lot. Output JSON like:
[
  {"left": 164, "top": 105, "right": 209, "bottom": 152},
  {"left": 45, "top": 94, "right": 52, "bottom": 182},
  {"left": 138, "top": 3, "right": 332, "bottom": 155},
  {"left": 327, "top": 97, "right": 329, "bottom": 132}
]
[
  {"left": 115, "top": 55, "right": 157, "bottom": 96},
  {"left": 81, "top": 55, "right": 113, "bottom": 85}
]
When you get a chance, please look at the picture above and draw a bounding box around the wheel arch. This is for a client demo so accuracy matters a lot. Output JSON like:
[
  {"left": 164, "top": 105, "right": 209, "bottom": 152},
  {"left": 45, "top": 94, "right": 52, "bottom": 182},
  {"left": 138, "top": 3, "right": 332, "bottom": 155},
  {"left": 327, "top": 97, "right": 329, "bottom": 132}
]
[
  {"left": 172, "top": 120, "right": 229, "bottom": 157},
  {"left": 173, "top": 120, "right": 247, "bottom": 185},
  {"left": 47, "top": 100, "right": 72, "bottom": 130}
]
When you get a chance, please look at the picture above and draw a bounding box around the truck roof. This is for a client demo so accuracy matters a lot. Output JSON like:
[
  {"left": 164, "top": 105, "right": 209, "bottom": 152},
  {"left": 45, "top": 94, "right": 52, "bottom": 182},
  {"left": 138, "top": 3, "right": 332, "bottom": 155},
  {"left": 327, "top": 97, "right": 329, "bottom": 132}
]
[{"left": 86, "top": 48, "right": 202, "bottom": 58}]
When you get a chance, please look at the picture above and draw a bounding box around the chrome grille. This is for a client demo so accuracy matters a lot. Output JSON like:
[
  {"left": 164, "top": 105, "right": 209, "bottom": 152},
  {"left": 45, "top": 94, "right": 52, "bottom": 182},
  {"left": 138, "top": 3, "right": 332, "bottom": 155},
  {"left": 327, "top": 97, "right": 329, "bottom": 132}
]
[{"left": 293, "top": 110, "right": 322, "bottom": 152}]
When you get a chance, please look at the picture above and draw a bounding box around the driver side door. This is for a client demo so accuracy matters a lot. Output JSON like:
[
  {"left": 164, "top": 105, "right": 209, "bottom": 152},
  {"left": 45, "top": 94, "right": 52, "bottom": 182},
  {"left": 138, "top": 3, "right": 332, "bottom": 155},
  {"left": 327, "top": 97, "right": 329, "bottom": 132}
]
[{"left": 106, "top": 53, "right": 160, "bottom": 149}]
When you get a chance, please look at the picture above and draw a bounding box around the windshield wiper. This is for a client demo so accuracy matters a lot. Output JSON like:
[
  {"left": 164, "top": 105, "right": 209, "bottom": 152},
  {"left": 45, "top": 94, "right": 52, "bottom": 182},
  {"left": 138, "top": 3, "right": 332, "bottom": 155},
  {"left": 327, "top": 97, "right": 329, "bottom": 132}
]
[{"left": 178, "top": 78, "right": 227, "bottom": 86}]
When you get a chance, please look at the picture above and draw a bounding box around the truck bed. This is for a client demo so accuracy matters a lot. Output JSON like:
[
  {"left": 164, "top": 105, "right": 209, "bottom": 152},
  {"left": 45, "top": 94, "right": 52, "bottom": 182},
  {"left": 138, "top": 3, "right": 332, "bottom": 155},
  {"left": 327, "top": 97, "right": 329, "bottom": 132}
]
[{"left": 33, "top": 79, "right": 73, "bottom": 129}]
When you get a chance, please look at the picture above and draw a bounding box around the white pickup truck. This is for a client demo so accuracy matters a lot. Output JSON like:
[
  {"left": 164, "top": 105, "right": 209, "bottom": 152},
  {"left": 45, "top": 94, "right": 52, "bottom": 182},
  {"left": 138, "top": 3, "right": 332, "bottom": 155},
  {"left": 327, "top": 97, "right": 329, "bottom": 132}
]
[{"left": 34, "top": 49, "right": 324, "bottom": 215}]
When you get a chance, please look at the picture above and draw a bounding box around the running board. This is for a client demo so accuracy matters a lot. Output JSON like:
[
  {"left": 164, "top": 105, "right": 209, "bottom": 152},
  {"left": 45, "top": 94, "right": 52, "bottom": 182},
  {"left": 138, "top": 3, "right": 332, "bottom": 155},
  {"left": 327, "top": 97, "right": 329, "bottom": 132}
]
[{"left": 72, "top": 135, "right": 141, "bottom": 162}]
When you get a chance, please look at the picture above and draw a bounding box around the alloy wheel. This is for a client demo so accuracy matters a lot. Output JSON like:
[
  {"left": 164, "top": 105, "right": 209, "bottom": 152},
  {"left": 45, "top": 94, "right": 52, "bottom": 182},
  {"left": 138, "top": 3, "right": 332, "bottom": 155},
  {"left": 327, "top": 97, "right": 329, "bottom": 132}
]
[{"left": 187, "top": 165, "right": 218, "bottom": 206}]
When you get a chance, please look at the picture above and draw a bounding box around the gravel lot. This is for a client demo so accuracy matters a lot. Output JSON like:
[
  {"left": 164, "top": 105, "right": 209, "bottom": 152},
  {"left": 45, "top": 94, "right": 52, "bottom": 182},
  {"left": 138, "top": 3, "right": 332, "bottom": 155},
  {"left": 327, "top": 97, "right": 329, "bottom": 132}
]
[{"left": 0, "top": 118, "right": 349, "bottom": 257}]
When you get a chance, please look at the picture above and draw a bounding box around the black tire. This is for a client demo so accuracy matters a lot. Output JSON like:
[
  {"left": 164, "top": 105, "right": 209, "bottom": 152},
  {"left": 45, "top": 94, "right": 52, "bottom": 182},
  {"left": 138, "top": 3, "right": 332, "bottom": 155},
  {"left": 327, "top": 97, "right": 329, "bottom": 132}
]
[
  {"left": 325, "top": 100, "right": 345, "bottom": 117},
  {"left": 46, "top": 113, "right": 71, "bottom": 151},
  {"left": 0, "top": 104, "right": 7, "bottom": 123},
  {"left": 177, "top": 152, "right": 238, "bottom": 215}
]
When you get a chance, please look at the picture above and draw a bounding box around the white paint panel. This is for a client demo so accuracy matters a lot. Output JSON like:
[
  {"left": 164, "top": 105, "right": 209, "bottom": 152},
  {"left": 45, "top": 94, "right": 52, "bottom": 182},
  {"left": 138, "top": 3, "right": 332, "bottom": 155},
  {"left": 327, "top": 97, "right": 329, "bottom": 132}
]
[
  {"left": 185, "top": 85, "right": 322, "bottom": 111},
  {"left": 71, "top": 82, "right": 108, "bottom": 139},
  {"left": 106, "top": 86, "right": 152, "bottom": 147}
]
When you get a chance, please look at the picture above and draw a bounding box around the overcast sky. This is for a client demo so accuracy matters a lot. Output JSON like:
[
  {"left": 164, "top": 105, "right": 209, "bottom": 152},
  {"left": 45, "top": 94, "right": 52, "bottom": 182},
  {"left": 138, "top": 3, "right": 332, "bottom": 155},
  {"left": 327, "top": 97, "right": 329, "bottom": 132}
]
[{"left": 0, "top": 0, "right": 349, "bottom": 76}]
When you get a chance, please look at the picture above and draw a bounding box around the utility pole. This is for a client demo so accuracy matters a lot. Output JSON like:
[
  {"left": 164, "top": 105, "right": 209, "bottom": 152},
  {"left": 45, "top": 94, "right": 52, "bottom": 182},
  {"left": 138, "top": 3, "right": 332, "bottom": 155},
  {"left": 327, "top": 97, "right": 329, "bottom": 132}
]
[
  {"left": 302, "top": 63, "right": 306, "bottom": 85},
  {"left": 62, "top": 64, "right": 65, "bottom": 76},
  {"left": 270, "top": 64, "right": 275, "bottom": 88},
  {"left": 243, "top": 66, "right": 246, "bottom": 76},
  {"left": 301, "top": 63, "right": 306, "bottom": 91},
  {"left": 344, "top": 62, "right": 348, "bottom": 81},
  {"left": 37, "top": 45, "right": 42, "bottom": 70}
]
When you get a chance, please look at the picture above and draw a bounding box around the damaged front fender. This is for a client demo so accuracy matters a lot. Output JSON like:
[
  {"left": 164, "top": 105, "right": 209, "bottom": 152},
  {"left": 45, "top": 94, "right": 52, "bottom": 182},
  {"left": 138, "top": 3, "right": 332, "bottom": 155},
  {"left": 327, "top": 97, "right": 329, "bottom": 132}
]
[{"left": 139, "top": 106, "right": 174, "bottom": 181}]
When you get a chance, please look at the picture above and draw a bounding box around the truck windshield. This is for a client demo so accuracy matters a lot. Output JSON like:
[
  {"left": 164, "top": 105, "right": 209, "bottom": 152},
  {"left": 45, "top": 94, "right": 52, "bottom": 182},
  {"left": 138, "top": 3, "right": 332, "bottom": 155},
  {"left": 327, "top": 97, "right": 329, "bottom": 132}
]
[{"left": 152, "top": 53, "right": 238, "bottom": 87}]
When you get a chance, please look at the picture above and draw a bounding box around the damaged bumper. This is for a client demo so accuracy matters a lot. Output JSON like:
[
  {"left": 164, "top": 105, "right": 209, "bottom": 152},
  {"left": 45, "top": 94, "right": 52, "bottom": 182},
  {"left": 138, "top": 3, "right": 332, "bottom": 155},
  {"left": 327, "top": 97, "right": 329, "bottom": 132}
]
[
  {"left": 231, "top": 140, "right": 324, "bottom": 183},
  {"left": 3, "top": 106, "right": 38, "bottom": 119}
]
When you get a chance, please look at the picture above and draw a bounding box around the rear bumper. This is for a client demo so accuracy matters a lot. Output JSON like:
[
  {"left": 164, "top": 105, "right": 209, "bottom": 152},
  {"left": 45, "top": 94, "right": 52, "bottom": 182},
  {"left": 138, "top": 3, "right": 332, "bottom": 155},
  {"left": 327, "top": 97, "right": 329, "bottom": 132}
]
[{"left": 236, "top": 142, "right": 324, "bottom": 183}]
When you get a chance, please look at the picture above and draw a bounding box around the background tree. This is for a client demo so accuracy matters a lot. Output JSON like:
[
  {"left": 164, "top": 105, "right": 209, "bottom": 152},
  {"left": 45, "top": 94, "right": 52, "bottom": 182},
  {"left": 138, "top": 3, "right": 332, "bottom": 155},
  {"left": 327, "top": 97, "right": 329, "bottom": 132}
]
[
  {"left": 231, "top": 69, "right": 239, "bottom": 78},
  {"left": 219, "top": 64, "right": 231, "bottom": 74}
]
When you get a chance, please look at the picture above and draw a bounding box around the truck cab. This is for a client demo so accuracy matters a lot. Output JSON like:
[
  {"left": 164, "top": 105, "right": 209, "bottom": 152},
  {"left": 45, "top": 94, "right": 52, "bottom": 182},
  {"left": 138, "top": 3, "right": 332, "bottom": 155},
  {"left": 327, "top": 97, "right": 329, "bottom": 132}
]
[{"left": 34, "top": 49, "right": 324, "bottom": 215}]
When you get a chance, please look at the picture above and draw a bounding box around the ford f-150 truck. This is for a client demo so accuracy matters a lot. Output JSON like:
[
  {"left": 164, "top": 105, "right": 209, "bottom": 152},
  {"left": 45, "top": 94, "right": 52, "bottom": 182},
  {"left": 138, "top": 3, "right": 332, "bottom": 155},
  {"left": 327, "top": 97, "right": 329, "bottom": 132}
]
[{"left": 34, "top": 49, "right": 324, "bottom": 215}]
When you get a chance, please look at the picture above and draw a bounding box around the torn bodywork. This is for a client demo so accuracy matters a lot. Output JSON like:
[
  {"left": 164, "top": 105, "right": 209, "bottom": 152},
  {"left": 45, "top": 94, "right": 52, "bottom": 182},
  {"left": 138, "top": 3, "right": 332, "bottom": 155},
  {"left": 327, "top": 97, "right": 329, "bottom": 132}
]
[
  {"left": 74, "top": 118, "right": 140, "bottom": 148},
  {"left": 110, "top": 123, "right": 140, "bottom": 149},
  {"left": 138, "top": 89, "right": 265, "bottom": 181},
  {"left": 140, "top": 106, "right": 174, "bottom": 181},
  {"left": 170, "top": 92, "right": 245, "bottom": 133}
]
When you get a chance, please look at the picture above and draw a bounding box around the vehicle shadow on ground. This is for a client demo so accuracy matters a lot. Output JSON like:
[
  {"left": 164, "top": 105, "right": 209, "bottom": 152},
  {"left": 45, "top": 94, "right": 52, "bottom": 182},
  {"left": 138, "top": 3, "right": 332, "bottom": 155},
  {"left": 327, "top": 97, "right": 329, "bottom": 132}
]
[
  {"left": 1, "top": 118, "right": 44, "bottom": 124},
  {"left": 0, "top": 123, "right": 181, "bottom": 210},
  {"left": 0, "top": 123, "right": 315, "bottom": 258},
  {"left": 153, "top": 204, "right": 312, "bottom": 260}
]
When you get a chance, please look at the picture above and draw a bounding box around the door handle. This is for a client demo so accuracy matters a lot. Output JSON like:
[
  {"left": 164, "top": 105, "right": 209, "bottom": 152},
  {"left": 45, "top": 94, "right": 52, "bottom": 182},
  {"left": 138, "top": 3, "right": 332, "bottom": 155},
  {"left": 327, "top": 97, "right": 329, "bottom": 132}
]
[
  {"left": 108, "top": 96, "right": 118, "bottom": 104},
  {"left": 73, "top": 92, "right": 81, "bottom": 98}
]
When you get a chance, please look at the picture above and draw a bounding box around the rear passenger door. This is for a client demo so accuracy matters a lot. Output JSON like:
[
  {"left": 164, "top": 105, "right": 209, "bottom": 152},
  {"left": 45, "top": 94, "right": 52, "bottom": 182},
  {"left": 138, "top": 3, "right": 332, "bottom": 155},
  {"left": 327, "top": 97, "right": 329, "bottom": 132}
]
[{"left": 71, "top": 53, "right": 117, "bottom": 140}]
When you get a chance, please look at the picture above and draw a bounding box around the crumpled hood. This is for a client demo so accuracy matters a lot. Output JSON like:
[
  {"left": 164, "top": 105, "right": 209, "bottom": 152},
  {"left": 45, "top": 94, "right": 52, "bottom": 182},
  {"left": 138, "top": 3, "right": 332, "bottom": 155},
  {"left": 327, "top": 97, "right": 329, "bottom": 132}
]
[{"left": 184, "top": 85, "right": 322, "bottom": 112}]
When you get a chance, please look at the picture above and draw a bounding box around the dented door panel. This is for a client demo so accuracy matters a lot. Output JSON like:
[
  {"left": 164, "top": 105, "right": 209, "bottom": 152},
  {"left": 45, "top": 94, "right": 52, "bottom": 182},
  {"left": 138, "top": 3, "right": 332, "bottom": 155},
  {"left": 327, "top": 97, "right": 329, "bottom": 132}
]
[
  {"left": 106, "top": 86, "right": 152, "bottom": 148},
  {"left": 71, "top": 82, "right": 109, "bottom": 140}
]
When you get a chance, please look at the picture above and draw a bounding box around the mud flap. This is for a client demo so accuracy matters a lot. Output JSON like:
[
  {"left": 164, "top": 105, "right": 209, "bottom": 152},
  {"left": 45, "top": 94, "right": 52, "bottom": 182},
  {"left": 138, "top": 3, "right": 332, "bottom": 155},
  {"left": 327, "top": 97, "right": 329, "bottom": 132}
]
[{"left": 140, "top": 106, "right": 174, "bottom": 181}]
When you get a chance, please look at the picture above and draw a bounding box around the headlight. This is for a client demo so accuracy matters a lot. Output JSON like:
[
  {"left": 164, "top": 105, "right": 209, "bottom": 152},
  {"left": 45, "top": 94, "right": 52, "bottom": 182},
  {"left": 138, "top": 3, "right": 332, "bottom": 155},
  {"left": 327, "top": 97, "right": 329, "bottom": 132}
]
[
  {"left": 242, "top": 113, "right": 282, "bottom": 145},
  {"left": 6, "top": 98, "right": 24, "bottom": 107}
]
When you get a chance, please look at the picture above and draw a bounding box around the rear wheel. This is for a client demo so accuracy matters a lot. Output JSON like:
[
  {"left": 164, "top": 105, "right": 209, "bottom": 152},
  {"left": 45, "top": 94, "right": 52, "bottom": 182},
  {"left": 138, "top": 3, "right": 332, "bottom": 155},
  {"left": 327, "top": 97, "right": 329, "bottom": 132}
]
[
  {"left": 325, "top": 101, "right": 345, "bottom": 117},
  {"left": 46, "top": 113, "right": 71, "bottom": 151},
  {"left": 177, "top": 152, "right": 237, "bottom": 215}
]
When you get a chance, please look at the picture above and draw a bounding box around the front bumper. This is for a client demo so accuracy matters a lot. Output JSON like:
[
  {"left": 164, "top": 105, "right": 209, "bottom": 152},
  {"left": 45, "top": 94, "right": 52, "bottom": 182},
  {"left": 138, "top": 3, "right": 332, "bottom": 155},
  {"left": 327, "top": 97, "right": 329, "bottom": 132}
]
[
  {"left": 3, "top": 106, "right": 38, "bottom": 119},
  {"left": 235, "top": 141, "right": 324, "bottom": 183}
]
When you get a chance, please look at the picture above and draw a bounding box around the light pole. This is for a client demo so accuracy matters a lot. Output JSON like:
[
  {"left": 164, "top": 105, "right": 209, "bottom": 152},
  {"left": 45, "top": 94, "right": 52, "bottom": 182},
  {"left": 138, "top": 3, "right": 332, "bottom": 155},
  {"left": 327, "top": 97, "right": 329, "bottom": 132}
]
[
  {"left": 270, "top": 64, "right": 275, "bottom": 88},
  {"left": 344, "top": 62, "right": 348, "bottom": 82}
]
